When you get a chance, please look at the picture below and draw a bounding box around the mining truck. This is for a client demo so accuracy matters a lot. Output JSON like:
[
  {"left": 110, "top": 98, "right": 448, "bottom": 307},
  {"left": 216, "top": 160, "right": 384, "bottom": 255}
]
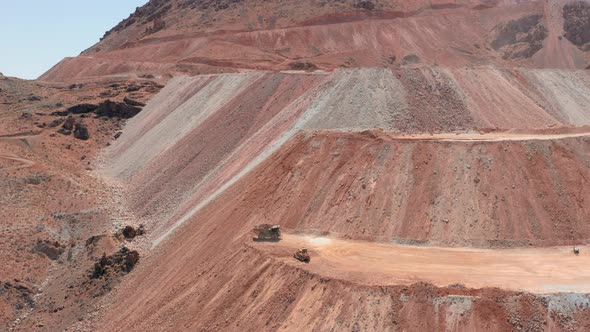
[
  {"left": 294, "top": 248, "right": 311, "bottom": 263},
  {"left": 253, "top": 224, "right": 281, "bottom": 242}
]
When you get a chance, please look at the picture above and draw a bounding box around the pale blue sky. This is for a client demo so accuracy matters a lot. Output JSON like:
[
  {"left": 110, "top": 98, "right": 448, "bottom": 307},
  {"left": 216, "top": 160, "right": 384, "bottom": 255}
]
[{"left": 0, "top": 1, "right": 148, "bottom": 79}]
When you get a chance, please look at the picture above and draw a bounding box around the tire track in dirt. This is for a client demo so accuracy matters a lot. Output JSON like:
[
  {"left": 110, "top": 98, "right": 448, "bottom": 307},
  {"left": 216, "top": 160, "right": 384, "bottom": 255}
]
[
  {"left": 0, "top": 131, "right": 39, "bottom": 170},
  {"left": 0, "top": 131, "right": 41, "bottom": 139},
  {"left": 0, "top": 154, "right": 35, "bottom": 170}
]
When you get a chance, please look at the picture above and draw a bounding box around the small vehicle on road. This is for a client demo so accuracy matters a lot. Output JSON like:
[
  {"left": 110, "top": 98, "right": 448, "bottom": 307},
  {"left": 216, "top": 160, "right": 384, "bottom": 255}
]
[{"left": 294, "top": 248, "right": 311, "bottom": 263}]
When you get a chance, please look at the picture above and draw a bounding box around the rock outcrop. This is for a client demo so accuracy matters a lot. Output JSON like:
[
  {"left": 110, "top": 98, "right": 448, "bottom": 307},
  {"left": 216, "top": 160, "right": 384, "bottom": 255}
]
[
  {"left": 91, "top": 247, "right": 140, "bottom": 279},
  {"left": 33, "top": 239, "right": 65, "bottom": 261},
  {"left": 563, "top": 1, "right": 590, "bottom": 51},
  {"left": 491, "top": 14, "right": 548, "bottom": 59},
  {"left": 52, "top": 100, "right": 143, "bottom": 119},
  {"left": 73, "top": 122, "right": 90, "bottom": 140}
]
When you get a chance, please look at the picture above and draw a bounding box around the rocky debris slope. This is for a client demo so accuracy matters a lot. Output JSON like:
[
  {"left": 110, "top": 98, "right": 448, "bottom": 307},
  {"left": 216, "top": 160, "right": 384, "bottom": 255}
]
[
  {"left": 0, "top": 280, "right": 35, "bottom": 326},
  {"left": 102, "top": 69, "right": 590, "bottom": 246},
  {"left": 563, "top": 1, "right": 590, "bottom": 51}
]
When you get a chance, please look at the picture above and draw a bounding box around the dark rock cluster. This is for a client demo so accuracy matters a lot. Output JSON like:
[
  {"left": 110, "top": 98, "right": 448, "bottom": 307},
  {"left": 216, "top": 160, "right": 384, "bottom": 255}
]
[
  {"left": 122, "top": 225, "right": 146, "bottom": 239},
  {"left": 33, "top": 239, "right": 65, "bottom": 261},
  {"left": 491, "top": 15, "right": 548, "bottom": 59},
  {"left": 353, "top": 1, "right": 375, "bottom": 10},
  {"left": 91, "top": 247, "right": 140, "bottom": 279},
  {"left": 51, "top": 99, "right": 143, "bottom": 119},
  {"left": 563, "top": 1, "right": 590, "bottom": 51},
  {"left": 289, "top": 62, "right": 318, "bottom": 71}
]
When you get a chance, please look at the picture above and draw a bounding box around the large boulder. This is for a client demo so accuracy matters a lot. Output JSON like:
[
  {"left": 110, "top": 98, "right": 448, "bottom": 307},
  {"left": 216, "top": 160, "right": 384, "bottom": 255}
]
[
  {"left": 122, "top": 225, "right": 145, "bottom": 239},
  {"left": 73, "top": 122, "right": 90, "bottom": 140},
  {"left": 122, "top": 226, "right": 137, "bottom": 239}
]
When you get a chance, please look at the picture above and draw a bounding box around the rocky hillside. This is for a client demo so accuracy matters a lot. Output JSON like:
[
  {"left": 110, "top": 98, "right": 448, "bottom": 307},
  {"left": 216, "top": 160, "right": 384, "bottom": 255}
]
[{"left": 40, "top": 0, "right": 590, "bottom": 81}]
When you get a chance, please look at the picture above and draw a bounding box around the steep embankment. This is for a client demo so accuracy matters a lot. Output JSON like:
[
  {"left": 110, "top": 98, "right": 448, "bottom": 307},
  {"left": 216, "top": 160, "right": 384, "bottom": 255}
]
[
  {"left": 102, "top": 68, "right": 590, "bottom": 247},
  {"left": 96, "top": 121, "right": 590, "bottom": 332},
  {"left": 168, "top": 130, "right": 590, "bottom": 247},
  {"left": 89, "top": 65, "right": 590, "bottom": 330},
  {"left": 40, "top": 0, "right": 590, "bottom": 81}
]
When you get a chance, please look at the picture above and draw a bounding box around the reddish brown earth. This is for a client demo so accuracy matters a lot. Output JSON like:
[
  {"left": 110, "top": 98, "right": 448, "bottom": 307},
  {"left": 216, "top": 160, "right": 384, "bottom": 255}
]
[
  {"left": 0, "top": 73, "right": 163, "bottom": 330},
  {"left": 4, "top": 0, "right": 590, "bottom": 331}
]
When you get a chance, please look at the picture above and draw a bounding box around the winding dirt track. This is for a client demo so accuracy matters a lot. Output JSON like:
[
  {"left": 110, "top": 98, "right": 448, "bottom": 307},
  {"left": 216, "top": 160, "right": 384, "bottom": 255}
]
[
  {"left": 0, "top": 132, "right": 38, "bottom": 170},
  {"left": 254, "top": 234, "right": 590, "bottom": 294},
  {"left": 0, "top": 131, "right": 41, "bottom": 139},
  {"left": 327, "top": 130, "right": 590, "bottom": 142}
]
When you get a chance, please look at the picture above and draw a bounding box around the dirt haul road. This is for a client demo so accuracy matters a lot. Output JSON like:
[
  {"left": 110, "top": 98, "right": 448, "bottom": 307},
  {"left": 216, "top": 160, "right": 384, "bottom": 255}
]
[
  {"left": 324, "top": 129, "right": 590, "bottom": 142},
  {"left": 254, "top": 234, "right": 590, "bottom": 294}
]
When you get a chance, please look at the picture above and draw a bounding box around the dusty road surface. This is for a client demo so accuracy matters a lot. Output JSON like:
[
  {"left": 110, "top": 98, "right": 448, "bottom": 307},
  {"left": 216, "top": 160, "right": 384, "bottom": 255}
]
[
  {"left": 254, "top": 234, "right": 590, "bottom": 293},
  {"left": 326, "top": 129, "right": 590, "bottom": 142}
]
